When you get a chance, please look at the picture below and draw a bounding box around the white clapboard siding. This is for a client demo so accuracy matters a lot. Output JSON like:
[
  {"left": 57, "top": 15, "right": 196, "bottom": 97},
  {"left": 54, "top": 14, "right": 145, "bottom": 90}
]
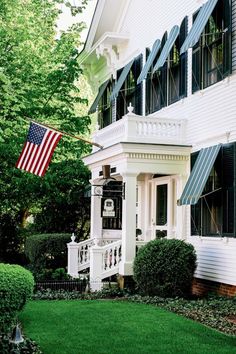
[{"left": 188, "top": 237, "right": 236, "bottom": 285}]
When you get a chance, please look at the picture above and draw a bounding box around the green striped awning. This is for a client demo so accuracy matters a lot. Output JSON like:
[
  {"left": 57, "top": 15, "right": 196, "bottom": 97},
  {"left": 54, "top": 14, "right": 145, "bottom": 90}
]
[
  {"left": 153, "top": 25, "right": 180, "bottom": 73},
  {"left": 88, "top": 80, "right": 110, "bottom": 114},
  {"left": 180, "top": 0, "right": 218, "bottom": 54},
  {"left": 137, "top": 39, "right": 161, "bottom": 84},
  {"left": 178, "top": 144, "right": 221, "bottom": 205},
  {"left": 110, "top": 59, "right": 134, "bottom": 101}
]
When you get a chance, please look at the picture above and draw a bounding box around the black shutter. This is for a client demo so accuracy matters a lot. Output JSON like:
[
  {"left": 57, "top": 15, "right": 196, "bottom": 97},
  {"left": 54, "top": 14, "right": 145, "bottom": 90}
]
[
  {"left": 192, "top": 46, "right": 201, "bottom": 93},
  {"left": 192, "top": 10, "right": 201, "bottom": 93},
  {"left": 145, "top": 48, "right": 151, "bottom": 115},
  {"left": 134, "top": 54, "right": 143, "bottom": 115},
  {"left": 116, "top": 68, "right": 125, "bottom": 120},
  {"left": 223, "top": 0, "right": 232, "bottom": 76},
  {"left": 160, "top": 32, "right": 167, "bottom": 108},
  {"left": 160, "top": 63, "right": 167, "bottom": 108},
  {"left": 179, "top": 16, "right": 188, "bottom": 97},
  {"left": 222, "top": 143, "right": 235, "bottom": 234}
]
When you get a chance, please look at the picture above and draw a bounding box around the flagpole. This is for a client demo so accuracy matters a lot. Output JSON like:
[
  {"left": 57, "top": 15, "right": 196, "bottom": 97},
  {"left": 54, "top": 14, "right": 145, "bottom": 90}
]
[{"left": 23, "top": 116, "right": 103, "bottom": 150}]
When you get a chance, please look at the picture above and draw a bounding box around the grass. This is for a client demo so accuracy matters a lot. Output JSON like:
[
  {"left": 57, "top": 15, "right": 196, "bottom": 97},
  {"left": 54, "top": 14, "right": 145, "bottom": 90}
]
[{"left": 19, "top": 300, "right": 236, "bottom": 354}]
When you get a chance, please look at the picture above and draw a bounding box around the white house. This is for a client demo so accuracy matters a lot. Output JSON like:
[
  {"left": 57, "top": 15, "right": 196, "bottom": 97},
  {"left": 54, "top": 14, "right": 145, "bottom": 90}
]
[{"left": 68, "top": 0, "right": 236, "bottom": 296}]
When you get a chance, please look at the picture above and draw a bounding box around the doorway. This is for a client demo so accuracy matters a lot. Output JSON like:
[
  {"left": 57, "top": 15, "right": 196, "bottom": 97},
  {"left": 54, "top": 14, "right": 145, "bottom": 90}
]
[{"left": 151, "top": 177, "right": 174, "bottom": 239}]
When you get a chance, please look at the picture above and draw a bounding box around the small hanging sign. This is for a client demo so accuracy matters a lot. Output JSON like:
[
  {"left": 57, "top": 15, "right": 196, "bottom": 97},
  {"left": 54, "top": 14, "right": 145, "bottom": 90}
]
[{"left": 102, "top": 198, "right": 115, "bottom": 217}]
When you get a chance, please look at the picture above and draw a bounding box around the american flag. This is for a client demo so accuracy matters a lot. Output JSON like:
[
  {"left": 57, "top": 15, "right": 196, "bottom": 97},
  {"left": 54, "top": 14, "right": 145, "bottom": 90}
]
[{"left": 16, "top": 122, "right": 62, "bottom": 176}]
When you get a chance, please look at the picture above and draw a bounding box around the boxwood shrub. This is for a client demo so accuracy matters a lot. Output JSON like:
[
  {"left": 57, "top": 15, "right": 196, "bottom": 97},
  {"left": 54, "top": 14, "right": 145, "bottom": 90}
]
[
  {"left": 133, "top": 239, "right": 197, "bottom": 298},
  {"left": 25, "top": 233, "right": 71, "bottom": 275},
  {"left": 0, "top": 263, "right": 34, "bottom": 334}
]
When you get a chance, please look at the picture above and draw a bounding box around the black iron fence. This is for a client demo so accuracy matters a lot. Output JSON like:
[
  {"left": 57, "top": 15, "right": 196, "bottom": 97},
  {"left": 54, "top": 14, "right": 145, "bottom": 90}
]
[{"left": 35, "top": 279, "right": 88, "bottom": 292}]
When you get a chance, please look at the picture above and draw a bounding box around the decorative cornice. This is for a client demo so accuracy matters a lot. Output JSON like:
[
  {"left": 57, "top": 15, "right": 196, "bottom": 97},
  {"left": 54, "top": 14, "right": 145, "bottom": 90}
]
[
  {"left": 96, "top": 43, "right": 118, "bottom": 78},
  {"left": 127, "top": 152, "right": 189, "bottom": 161}
]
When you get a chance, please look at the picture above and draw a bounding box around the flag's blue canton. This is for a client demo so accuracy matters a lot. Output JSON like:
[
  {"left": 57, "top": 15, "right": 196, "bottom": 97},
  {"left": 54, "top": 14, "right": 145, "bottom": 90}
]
[{"left": 27, "top": 123, "right": 47, "bottom": 145}]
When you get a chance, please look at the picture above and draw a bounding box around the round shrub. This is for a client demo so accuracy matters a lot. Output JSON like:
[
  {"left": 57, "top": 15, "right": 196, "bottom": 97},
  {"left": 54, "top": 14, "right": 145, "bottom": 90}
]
[
  {"left": 133, "top": 239, "right": 197, "bottom": 298},
  {"left": 0, "top": 263, "right": 34, "bottom": 334}
]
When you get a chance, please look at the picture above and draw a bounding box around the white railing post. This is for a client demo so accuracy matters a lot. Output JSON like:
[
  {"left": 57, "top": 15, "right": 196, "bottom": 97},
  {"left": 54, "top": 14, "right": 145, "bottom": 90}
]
[
  {"left": 67, "top": 233, "right": 79, "bottom": 278},
  {"left": 90, "top": 239, "right": 103, "bottom": 291}
]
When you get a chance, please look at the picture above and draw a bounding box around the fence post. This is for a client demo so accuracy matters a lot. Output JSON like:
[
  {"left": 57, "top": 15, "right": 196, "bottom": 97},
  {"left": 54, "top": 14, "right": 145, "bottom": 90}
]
[
  {"left": 67, "top": 234, "right": 79, "bottom": 278},
  {"left": 90, "top": 239, "right": 103, "bottom": 291}
]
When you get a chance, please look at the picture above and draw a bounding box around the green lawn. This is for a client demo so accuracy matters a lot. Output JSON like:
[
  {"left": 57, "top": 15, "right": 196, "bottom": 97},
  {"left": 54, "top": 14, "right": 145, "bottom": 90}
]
[{"left": 19, "top": 300, "right": 236, "bottom": 354}]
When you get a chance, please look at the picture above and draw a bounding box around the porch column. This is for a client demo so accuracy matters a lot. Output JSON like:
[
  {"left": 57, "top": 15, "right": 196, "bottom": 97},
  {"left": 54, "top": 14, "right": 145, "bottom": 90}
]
[
  {"left": 176, "top": 174, "right": 188, "bottom": 239},
  {"left": 119, "top": 172, "right": 138, "bottom": 275},
  {"left": 90, "top": 181, "right": 103, "bottom": 240}
]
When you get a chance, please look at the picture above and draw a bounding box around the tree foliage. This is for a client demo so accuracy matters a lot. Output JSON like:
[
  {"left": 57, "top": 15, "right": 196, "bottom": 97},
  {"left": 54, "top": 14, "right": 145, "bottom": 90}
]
[{"left": 0, "top": 0, "right": 92, "bottom": 261}]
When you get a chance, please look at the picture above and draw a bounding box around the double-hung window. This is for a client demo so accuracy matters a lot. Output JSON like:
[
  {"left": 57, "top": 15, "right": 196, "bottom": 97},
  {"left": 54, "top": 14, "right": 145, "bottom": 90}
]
[
  {"left": 191, "top": 143, "right": 235, "bottom": 237},
  {"left": 168, "top": 17, "right": 188, "bottom": 105},
  {"left": 98, "top": 79, "right": 113, "bottom": 129},
  {"left": 116, "top": 55, "right": 142, "bottom": 120},
  {"left": 192, "top": 0, "right": 231, "bottom": 93},
  {"left": 146, "top": 32, "right": 167, "bottom": 115}
]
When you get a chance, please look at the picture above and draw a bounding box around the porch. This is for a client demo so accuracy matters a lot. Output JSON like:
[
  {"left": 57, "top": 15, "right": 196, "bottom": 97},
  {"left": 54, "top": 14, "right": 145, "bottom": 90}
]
[{"left": 67, "top": 109, "right": 191, "bottom": 291}]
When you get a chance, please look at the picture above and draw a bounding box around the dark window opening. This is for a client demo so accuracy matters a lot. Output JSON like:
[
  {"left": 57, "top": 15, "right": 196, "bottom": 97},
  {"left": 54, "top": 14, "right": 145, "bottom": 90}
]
[
  {"left": 146, "top": 32, "right": 167, "bottom": 115},
  {"left": 156, "top": 184, "right": 168, "bottom": 225},
  {"left": 98, "top": 79, "right": 113, "bottom": 128},
  {"left": 116, "top": 55, "right": 143, "bottom": 120},
  {"left": 192, "top": 0, "right": 231, "bottom": 93},
  {"left": 191, "top": 143, "right": 235, "bottom": 237},
  {"left": 168, "top": 17, "right": 188, "bottom": 104}
]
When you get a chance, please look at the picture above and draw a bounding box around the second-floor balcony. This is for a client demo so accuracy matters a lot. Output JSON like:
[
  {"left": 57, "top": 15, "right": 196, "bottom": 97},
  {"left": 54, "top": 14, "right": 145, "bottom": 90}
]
[{"left": 92, "top": 108, "right": 187, "bottom": 152}]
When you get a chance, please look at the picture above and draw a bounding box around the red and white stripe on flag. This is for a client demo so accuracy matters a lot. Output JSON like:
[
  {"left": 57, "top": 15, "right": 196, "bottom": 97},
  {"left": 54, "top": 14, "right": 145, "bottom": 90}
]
[{"left": 16, "top": 122, "right": 62, "bottom": 176}]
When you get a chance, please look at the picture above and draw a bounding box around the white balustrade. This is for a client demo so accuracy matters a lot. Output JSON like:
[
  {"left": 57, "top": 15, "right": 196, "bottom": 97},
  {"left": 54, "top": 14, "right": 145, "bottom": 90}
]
[
  {"left": 101, "top": 240, "right": 122, "bottom": 278},
  {"left": 78, "top": 239, "right": 95, "bottom": 272},
  {"left": 90, "top": 240, "right": 122, "bottom": 291},
  {"left": 92, "top": 114, "right": 186, "bottom": 151}
]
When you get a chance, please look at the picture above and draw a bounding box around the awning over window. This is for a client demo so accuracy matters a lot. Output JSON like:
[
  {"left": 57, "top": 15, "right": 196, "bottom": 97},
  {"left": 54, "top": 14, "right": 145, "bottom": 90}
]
[
  {"left": 178, "top": 144, "right": 221, "bottom": 205},
  {"left": 110, "top": 59, "right": 134, "bottom": 101},
  {"left": 137, "top": 39, "right": 161, "bottom": 84},
  {"left": 153, "top": 25, "right": 180, "bottom": 73},
  {"left": 88, "top": 80, "right": 110, "bottom": 114},
  {"left": 180, "top": 0, "right": 218, "bottom": 54}
]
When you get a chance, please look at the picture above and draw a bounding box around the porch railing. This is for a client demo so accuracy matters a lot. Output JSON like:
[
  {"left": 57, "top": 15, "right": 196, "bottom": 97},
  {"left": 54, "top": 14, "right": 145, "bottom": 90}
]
[
  {"left": 78, "top": 239, "right": 94, "bottom": 272},
  {"left": 92, "top": 114, "right": 186, "bottom": 151},
  {"left": 101, "top": 240, "right": 122, "bottom": 279}
]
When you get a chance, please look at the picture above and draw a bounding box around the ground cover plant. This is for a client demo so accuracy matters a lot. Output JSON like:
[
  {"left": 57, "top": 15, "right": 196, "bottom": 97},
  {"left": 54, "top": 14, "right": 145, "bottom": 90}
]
[{"left": 19, "top": 300, "right": 236, "bottom": 354}]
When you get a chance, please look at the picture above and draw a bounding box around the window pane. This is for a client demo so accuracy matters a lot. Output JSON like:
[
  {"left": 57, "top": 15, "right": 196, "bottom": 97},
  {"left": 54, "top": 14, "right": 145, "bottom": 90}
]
[{"left": 156, "top": 184, "right": 167, "bottom": 225}]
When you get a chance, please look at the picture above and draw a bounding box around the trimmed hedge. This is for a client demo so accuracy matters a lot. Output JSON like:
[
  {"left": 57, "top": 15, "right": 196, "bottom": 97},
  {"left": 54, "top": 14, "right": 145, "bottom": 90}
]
[
  {"left": 0, "top": 263, "right": 34, "bottom": 334},
  {"left": 25, "top": 233, "right": 71, "bottom": 275},
  {"left": 133, "top": 239, "right": 197, "bottom": 298}
]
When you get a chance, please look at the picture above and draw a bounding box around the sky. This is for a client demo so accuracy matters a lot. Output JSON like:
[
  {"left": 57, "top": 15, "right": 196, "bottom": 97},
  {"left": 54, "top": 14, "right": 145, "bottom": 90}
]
[{"left": 57, "top": 0, "right": 97, "bottom": 42}]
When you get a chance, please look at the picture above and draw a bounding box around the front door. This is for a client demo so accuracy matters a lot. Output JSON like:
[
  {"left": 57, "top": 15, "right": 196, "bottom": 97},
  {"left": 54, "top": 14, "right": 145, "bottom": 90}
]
[{"left": 151, "top": 177, "right": 173, "bottom": 239}]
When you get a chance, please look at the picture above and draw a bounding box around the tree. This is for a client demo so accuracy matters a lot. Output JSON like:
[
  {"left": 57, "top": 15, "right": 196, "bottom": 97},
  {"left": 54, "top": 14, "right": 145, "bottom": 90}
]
[{"left": 0, "top": 0, "right": 92, "bottom": 262}]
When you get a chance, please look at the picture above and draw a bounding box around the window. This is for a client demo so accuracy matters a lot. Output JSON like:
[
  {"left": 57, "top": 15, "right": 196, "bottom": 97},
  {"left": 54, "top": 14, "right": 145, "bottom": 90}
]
[
  {"left": 191, "top": 143, "right": 235, "bottom": 237},
  {"left": 98, "top": 79, "right": 113, "bottom": 128},
  {"left": 192, "top": 0, "right": 231, "bottom": 93},
  {"left": 116, "top": 55, "right": 142, "bottom": 120},
  {"left": 168, "top": 17, "right": 188, "bottom": 104},
  {"left": 146, "top": 32, "right": 167, "bottom": 115},
  {"left": 156, "top": 184, "right": 168, "bottom": 226}
]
